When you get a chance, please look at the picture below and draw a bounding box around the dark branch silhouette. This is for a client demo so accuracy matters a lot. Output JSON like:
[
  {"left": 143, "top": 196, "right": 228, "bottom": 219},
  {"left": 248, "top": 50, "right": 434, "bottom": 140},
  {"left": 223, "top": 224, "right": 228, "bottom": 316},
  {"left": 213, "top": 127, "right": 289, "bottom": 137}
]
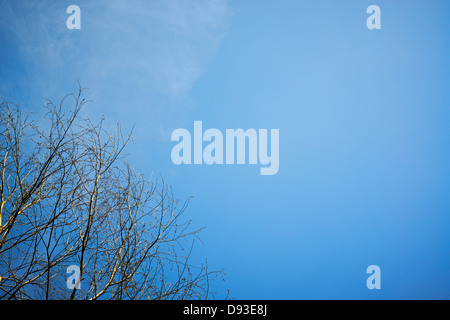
[{"left": 0, "top": 87, "right": 224, "bottom": 300}]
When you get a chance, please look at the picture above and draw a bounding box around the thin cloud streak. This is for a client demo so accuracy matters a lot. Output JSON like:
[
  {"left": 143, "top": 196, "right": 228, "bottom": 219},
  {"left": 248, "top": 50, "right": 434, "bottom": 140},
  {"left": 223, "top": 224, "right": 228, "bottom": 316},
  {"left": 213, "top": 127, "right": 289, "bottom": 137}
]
[{"left": 0, "top": 0, "right": 231, "bottom": 139}]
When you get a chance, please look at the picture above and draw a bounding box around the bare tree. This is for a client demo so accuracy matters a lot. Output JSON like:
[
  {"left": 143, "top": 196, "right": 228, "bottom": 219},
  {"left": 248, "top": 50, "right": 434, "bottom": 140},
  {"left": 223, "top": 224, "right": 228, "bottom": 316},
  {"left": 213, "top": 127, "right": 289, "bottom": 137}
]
[{"left": 0, "top": 87, "right": 224, "bottom": 300}]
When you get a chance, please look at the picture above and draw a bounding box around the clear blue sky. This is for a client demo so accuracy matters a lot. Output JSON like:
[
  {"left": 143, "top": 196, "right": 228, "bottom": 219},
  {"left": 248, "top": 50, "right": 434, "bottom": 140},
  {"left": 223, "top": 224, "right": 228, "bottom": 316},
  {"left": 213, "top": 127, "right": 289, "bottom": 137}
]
[{"left": 1, "top": 0, "right": 449, "bottom": 299}]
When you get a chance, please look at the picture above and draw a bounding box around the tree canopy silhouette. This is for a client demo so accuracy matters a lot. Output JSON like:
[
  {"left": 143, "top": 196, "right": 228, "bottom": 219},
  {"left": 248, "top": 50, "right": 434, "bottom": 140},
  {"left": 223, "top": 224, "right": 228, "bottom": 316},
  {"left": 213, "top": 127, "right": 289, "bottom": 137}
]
[{"left": 0, "top": 87, "right": 223, "bottom": 300}]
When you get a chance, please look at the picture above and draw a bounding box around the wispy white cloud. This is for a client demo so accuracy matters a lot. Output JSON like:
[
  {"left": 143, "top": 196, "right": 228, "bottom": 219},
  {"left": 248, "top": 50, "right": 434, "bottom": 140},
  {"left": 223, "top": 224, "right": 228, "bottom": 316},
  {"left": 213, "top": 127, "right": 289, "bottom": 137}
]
[{"left": 0, "top": 0, "right": 230, "bottom": 138}]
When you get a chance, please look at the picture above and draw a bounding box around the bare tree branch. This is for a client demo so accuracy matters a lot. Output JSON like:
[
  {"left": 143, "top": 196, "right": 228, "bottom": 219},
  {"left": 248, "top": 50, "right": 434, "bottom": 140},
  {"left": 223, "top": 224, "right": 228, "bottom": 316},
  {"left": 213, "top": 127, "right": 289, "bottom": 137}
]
[{"left": 0, "top": 87, "right": 224, "bottom": 300}]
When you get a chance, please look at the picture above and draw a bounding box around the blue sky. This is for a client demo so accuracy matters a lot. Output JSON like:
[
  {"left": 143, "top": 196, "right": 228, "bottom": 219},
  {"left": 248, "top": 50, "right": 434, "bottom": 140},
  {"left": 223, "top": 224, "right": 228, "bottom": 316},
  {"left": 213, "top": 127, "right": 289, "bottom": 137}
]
[{"left": 1, "top": 0, "right": 449, "bottom": 299}]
